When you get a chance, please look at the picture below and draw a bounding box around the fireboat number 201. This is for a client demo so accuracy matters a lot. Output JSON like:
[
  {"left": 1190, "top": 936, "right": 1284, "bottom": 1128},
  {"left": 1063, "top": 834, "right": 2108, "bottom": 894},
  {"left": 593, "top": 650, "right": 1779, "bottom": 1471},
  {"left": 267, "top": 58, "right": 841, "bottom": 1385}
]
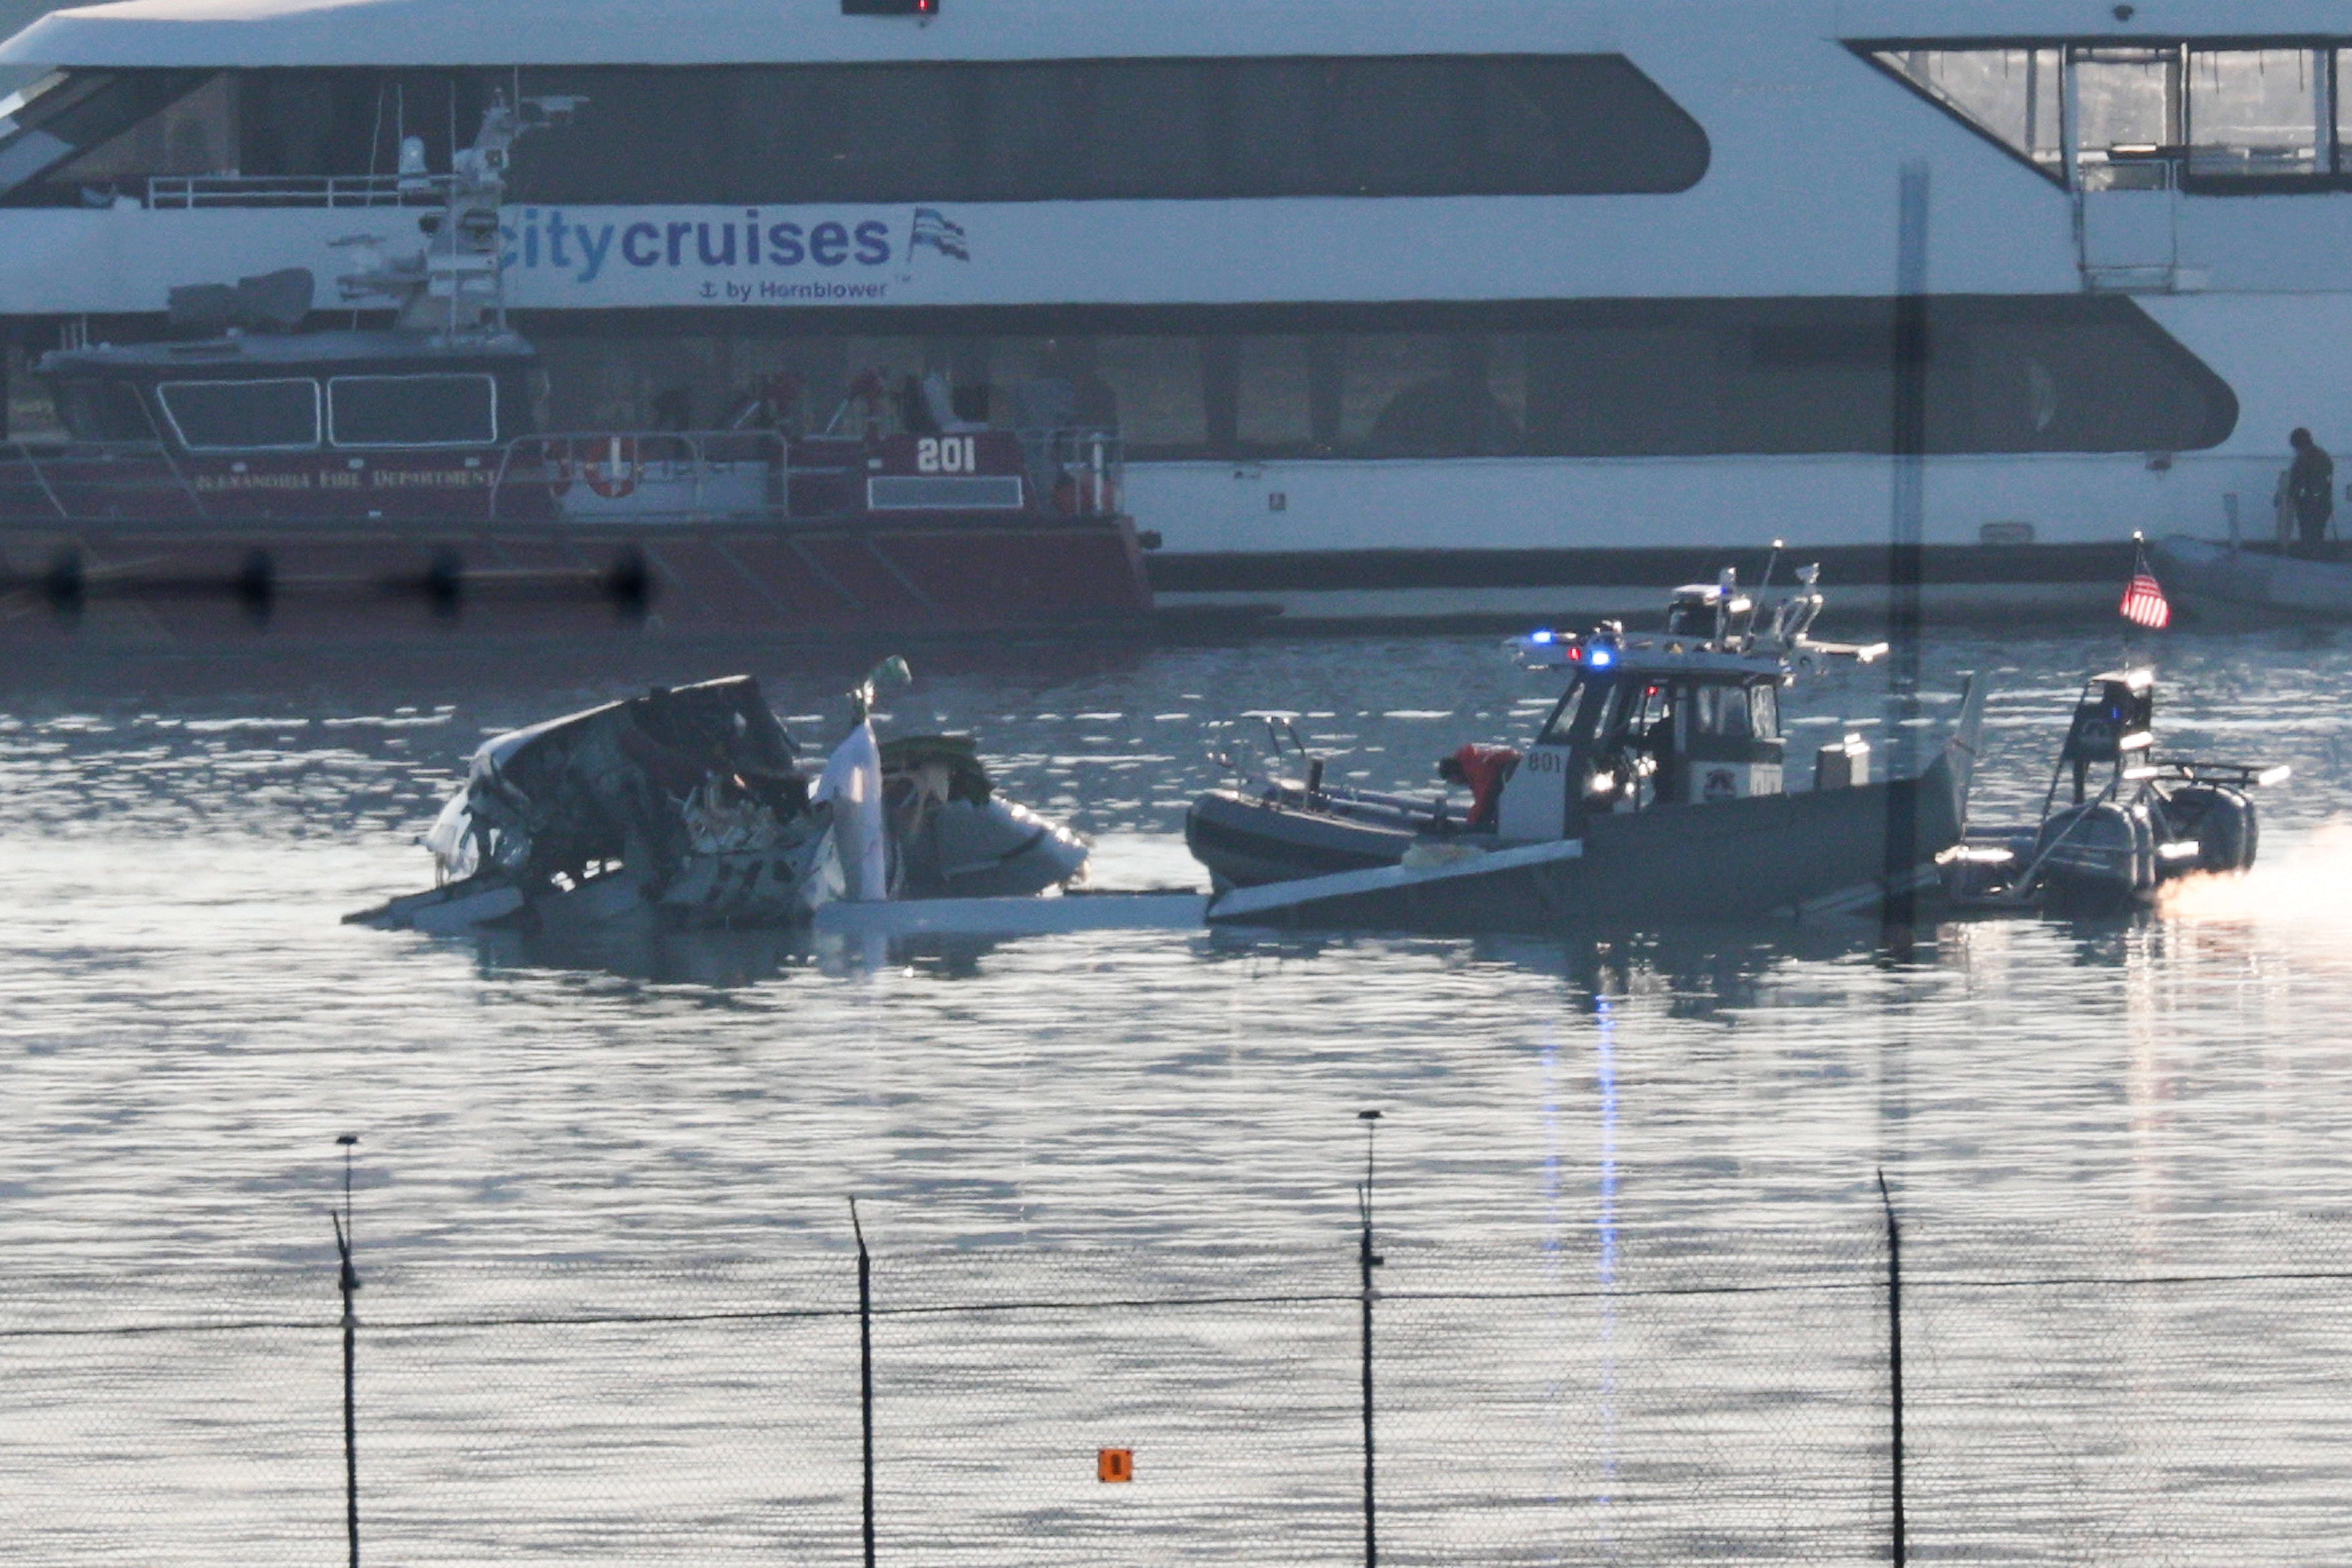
[{"left": 916, "top": 437, "right": 978, "bottom": 474}]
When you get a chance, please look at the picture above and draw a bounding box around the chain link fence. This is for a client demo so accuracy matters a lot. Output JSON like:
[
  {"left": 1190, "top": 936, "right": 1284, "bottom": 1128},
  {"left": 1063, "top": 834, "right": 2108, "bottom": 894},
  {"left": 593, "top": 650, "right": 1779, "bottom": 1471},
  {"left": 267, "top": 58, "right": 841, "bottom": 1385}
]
[{"left": 4, "top": 1207, "right": 2348, "bottom": 1566}]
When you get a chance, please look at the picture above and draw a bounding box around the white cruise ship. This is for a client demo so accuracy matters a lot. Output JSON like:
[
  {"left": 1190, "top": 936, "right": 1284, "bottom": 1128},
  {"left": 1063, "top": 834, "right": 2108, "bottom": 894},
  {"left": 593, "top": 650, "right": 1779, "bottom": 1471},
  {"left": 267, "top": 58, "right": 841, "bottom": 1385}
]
[{"left": 2, "top": 0, "right": 2349, "bottom": 624}]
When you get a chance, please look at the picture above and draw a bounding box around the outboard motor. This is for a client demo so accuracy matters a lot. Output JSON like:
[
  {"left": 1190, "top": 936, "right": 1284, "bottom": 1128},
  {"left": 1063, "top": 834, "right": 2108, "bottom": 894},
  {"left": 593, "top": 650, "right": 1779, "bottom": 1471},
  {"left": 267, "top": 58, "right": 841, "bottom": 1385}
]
[
  {"left": 2157, "top": 783, "right": 2259, "bottom": 874},
  {"left": 2036, "top": 799, "right": 2158, "bottom": 913}
]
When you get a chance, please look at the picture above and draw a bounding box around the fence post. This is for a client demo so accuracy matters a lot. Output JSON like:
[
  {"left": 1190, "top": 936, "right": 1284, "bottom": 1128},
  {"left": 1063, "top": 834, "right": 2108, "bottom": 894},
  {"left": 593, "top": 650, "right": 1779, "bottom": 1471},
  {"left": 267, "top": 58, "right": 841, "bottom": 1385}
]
[
  {"left": 1877, "top": 1169, "right": 1906, "bottom": 1568},
  {"left": 851, "top": 1198, "right": 875, "bottom": 1568},
  {"left": 1356, "top": 1110, "right": 1384, "bottom": 1568},
  {"left": 332, "top": 1134, "right": 361, "bottom": 1568}
]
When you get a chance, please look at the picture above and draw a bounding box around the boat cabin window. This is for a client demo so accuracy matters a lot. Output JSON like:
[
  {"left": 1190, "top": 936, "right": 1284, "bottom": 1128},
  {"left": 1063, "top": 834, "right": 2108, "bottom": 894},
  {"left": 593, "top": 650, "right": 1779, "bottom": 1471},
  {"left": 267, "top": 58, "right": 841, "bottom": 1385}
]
[
  {"left": 1622, "top": 683, "right": 1674, "bottom": 750},
  {"left": 55, "top": 379, "right": 154, "bottom": 442},
  {"left": 328, "top": 374, "right": 497, "bottom": 447},
  {"left": 156, "top": 377, "right": 319, "bottom": 450},
  {"left": 1686, "top": 681, "right": 1781, "bottom": 741},
  {"left": 1688, "top": 682, "right": 1754, "bottom": 739}
]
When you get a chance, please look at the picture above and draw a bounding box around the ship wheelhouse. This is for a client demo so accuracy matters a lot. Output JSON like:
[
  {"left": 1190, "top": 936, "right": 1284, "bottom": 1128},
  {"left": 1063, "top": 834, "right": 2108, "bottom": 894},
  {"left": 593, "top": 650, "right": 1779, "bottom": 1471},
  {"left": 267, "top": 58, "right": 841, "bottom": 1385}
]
[{"left": 44, "top": 334, "right": 532, "bottom": 454}]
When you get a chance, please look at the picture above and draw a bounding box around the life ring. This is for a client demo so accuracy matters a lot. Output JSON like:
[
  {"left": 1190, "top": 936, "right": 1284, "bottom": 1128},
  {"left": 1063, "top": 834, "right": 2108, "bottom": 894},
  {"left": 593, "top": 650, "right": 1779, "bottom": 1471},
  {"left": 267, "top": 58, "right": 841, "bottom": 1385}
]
[{"left": 583, "top": 435, "right": 641, "bottom": 500}]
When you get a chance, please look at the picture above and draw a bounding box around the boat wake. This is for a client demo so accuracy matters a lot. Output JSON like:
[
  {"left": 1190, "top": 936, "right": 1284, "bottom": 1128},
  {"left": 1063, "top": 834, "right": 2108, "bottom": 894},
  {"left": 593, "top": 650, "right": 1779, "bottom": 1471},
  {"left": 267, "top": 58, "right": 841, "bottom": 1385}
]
[{"left": 2157, "top": 820, "right": 2352, "bottom": 926}]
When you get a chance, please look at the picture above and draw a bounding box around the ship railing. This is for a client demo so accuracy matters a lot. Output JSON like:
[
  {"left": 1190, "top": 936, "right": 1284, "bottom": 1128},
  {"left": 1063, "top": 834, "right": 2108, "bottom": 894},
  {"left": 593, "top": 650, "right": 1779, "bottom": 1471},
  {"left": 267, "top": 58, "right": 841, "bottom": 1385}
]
[
  {"left": 486, "top": 427, "right": 1129, "bottom": 524},
  {"left": 145, "top": 174, "right": 453, "bottom": 210},
  {"left": 0, "top": 438, "right": 210, "bottom": 523},
  {"left": 1011, "top": 426, "right": 1124, "bottom": 519}
]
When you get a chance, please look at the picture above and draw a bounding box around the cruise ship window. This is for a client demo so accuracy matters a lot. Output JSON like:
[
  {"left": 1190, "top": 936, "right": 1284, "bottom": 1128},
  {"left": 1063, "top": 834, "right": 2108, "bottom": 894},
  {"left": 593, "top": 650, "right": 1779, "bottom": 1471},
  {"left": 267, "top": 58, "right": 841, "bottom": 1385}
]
[
  {"left": 1078, "top": 61, "right": 1216, "bottom": 200},
  {"left": 1523, "top": 324, "right": 1726, "bottom": 457},
  {"left": 0, "top": 70, "right": 211, "bottom": 201},
  {"left": 156, "top": 378, "right": 319, "bottom": 451},
  {"left": 1233, "top": 337, "right": 1312, "bottom": 450},
  {"left": 1091, "top": 338, "right": 1205, "bottom": 453},
  {"left": 1314, "top": 59, "right": 1473, "bottom": 196},
  {"left": 1347, "top": 334, "right": 1522, "bottom": 457},
  {"left": 2341, "top": 51, "right": 2351, "bottom": 173},
  {"left": 1223, "top": 61, "right": 1322, "bottom": 196},
  {"left": 51, "top": 73, "right": 235, "bottom": 186},
  {"left": 1866, "top": 49, "right": 2064, "bottom": 181},
  {"left": 505, "top": 56, "right": 1701, "bottom": 205},
  {"left": 1485, "top": 336, "right": 1529, "bottom": 439},
  {"left": 1339, "top": 336, "right": 1446, "bottom": 449},
  {"left": 2188, "top": 50, "right": 2327, "bottom": 179},
  {"left": 328, "top": 375, "right": 497, "bottom": 447},
  {"left": 975, "top": 64, "right": 1090, "bottom": 201},
  {"left": 2072, "top": 47, "right": 2183, "bottom": 191},
  {"left": 1474, "top": 56, "right": 1713, "bottom": 194}
]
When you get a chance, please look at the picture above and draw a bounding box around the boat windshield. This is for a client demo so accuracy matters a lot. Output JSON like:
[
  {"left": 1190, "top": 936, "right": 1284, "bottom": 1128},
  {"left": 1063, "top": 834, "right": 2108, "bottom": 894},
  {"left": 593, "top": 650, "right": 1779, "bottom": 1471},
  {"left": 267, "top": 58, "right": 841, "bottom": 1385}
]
[{"left": 1535, "top": 672, "right": 1612, "bottom": 744}]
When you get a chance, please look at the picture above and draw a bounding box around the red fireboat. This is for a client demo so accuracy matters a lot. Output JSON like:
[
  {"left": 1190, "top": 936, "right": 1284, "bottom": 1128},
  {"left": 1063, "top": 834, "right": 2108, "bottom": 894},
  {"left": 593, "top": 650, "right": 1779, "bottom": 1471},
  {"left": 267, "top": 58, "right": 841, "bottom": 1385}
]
[{"left": 0, "top": 100, "right": 1152, "bottom": 644}]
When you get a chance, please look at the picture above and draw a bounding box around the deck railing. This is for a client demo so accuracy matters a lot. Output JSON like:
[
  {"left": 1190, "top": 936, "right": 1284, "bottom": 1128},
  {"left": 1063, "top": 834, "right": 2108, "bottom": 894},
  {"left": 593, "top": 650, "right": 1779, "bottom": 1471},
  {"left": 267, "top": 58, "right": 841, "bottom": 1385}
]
[
  {"left": 145, "top": 174, "right": 452, "bottom": 210},
  {"left": 0, "top": 428, "right": 1126, "bottom": 530}
]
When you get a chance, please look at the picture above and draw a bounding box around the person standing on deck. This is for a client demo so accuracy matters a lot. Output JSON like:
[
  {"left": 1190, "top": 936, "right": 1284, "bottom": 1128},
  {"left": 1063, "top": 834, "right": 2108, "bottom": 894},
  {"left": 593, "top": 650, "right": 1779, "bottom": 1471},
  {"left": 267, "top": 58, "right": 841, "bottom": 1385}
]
[{"left": 2286, "top": 428, "right": 2335, "bottom": 551}]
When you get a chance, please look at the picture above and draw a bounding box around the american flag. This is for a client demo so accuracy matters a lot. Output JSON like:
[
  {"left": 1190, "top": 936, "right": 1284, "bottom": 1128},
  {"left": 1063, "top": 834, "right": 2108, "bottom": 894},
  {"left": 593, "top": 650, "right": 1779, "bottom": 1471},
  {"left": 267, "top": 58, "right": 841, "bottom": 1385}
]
[{"left": 2120, "top": 559, "right": 2171, "bottom": 630}]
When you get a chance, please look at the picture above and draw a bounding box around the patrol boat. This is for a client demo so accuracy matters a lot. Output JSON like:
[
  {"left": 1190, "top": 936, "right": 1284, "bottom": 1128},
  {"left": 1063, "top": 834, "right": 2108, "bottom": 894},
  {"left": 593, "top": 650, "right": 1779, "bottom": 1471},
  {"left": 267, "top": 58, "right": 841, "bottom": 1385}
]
[
  {"left": 1940, "top": 668, "right": 2285, "bottom": 914},
  {"left": 1190, "top": 566, "right": 1987, "bottom": 932}
]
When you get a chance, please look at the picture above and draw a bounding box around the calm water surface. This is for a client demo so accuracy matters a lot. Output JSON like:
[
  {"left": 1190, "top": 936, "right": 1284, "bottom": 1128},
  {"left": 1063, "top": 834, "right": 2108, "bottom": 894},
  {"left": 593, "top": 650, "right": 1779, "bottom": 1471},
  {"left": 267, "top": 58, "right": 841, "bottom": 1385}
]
[
  {"left": 5, "top": 625, "right": 2350, "bottom": 1266},
  {"left": 7, "top": 626, "right": 2352, "bottom": 1564}
]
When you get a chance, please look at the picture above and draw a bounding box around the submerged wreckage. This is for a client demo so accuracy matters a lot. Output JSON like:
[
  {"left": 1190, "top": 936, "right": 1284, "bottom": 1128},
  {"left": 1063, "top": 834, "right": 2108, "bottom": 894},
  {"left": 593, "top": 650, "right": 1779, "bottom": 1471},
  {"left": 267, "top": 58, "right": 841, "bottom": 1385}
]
[
  {"left": 352, "top": 563, "right": 2290, "bottom": 948},
  {"left": 348, "top": 663, "right": 1086, "bottom": 935}
]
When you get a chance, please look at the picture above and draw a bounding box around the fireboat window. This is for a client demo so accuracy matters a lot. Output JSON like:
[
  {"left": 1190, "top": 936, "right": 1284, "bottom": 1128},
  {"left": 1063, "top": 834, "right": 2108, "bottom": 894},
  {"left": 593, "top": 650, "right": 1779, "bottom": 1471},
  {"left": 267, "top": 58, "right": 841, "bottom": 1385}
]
[
  {"left": 327, "top": 374, "right": 497, "bottom": 447},
  {"left": 54, "top": 379, "right": 152, "bottom": 443},
  {"left": 155, "top": 377, "right": 319, "bottom": 450}
]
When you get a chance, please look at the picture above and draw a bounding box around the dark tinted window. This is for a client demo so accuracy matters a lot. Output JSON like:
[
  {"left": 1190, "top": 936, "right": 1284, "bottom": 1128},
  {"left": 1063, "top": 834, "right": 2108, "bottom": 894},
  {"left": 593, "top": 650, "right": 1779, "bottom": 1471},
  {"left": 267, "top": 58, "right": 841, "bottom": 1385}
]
[
  {"left": 55, "top": 380, "right": 153, "bottom": 442},
  {"left": 508, "top": 56, "right": 1708, "bottom": 203},
  {"left": 527, "top": 295, "right": 2232, "bottom": 461},
  {"left": 329, "top": 374, "right": 497, "bottom": 446},
  {"left": 0, "top": 69, "right": 210, "bottom": 199},
  {"left": 156, "top": 378, "right": 319, "bottom": 449}
]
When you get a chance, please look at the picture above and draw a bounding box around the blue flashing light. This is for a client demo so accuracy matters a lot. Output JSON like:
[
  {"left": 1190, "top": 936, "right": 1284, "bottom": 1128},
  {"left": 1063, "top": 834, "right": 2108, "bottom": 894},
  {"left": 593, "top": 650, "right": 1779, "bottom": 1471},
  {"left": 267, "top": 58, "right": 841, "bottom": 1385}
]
[
  {"left": 1588, "top": 646, "right": 1614, "bottom": 669},
  {"left": 1529, "top": 629, "right": 1556, "bottom": 644}
]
